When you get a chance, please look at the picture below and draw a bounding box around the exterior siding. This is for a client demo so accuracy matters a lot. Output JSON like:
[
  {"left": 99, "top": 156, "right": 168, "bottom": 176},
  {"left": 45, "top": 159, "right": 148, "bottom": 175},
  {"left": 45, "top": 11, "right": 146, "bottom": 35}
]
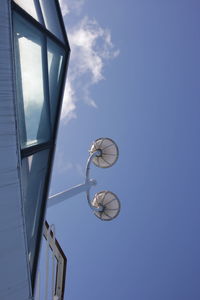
[{"left": 0, "top": 1, "right": 32, "bottom": 299}]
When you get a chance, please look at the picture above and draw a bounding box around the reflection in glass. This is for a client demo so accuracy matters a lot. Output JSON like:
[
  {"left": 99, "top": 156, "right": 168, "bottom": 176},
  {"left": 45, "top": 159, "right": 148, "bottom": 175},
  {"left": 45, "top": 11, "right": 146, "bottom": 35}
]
[
  {"left": 21, "top": 150, "right": 49, "bottom": 272},
  {"left": 39, "top": 0, "right": 65, "bottom": 42},
  {"left": 47, "top": 38, "right": 65, "bottom": 125},
  {"left": 13, "top": 13, "right": 51, "bottom": 148},
  {"left": 13, "top": 0, "right": 44, "bottom": 24},
  {"left": 13, "top": 5, "right": 69, "bottom": 280}
]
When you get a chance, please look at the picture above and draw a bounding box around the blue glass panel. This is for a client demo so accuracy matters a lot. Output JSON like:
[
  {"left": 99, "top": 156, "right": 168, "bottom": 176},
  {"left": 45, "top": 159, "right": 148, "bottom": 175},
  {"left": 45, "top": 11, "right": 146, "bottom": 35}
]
[
  {"left": 21, "top": 149, "right": 49, "bottom": 272},
  {"left": 39, "top": 0, "right": 65, "bottom": 42},
  {"left": 13, "top": 13, "right": 51, "bottom": 148},
  {"left": 47, "top": 38, "right": 65, "bottom": 125}
]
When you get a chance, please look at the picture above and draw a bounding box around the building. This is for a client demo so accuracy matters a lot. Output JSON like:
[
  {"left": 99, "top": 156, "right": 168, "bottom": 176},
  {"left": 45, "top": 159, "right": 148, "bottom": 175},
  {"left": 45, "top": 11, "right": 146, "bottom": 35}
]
[{"left": 0, "top": 0, "right": 70, "bottom": 298}]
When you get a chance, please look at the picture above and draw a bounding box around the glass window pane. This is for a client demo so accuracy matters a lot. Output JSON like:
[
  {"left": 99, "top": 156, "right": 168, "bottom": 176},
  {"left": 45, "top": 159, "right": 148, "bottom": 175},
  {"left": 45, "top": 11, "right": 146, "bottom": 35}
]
[
  {"left": 13, "top": 13, "right": 51, "bottom": 148},
  {"left": 13, "top": 0, "right": 44, "bottom": 24},
  {"left": 47, "top": 38, "right": 65, "bottom": 125},
  {"left": 39, "top": 0, "right": 65, "bottom": 42},
  {"left": 21, "top": 149, "right": 49, "bottom": 272}
]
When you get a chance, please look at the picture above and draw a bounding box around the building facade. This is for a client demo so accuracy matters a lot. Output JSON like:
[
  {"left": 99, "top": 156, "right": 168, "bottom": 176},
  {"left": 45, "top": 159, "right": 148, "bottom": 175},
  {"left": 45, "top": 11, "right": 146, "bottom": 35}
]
[{"left": 0, "top": 0, "right": 70, "bottom": 298}]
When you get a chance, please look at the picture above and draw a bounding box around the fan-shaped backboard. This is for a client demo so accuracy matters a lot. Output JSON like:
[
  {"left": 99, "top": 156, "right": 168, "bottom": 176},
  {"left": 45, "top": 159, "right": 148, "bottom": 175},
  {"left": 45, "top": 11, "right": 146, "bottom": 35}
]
[
  {"left": 92, "top": 191, "right": 120, "bottom": 221},
  {"left": 90, "top": 138, "right": 119, "bottom": 168}
]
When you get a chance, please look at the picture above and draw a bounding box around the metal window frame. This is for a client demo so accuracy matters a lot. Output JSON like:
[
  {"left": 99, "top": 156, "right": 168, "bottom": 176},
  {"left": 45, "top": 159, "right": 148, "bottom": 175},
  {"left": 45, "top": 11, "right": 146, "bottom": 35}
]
[
  {"left": 11, "top": 0, "right": 70, "bottom": 292},
  {"left": 12, "top": 1, "right": 70, "bottom": 50},
  {"left": 43, "top": 221, "right": 67, "bottom": 299}
]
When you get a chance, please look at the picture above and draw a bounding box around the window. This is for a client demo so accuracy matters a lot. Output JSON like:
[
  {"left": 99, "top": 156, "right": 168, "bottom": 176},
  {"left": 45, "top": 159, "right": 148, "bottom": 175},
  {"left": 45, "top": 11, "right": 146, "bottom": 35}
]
[
  {"left": 21, "top": 150, "right": 49, "bottom": 271},
  {"left": 12, "top": 0, "right": 70, "bottom": 287},
  {"left": 47, "top": 38, "right": 65, "bottom": 125},
  {"left": 39, "top": 0, "right": 65, "bottom": 43},
  {"left": 13, "top": 0, "right": 66, "bottom": 43},
  {"left": 13, "top": 0, "right": 43, "bottom": 22},
  {"left": 14, "top": 13, "right": 51, "bottom": 148}
]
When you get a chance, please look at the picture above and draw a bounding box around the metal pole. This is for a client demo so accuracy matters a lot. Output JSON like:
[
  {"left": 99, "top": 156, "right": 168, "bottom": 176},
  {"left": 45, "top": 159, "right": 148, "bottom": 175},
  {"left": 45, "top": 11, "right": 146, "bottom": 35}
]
[
  {"left": 48, "top": 151, "right": 100, "bottom": 208},
  {"left": 85, "top": 151, "right": 101, "bottom": 210},
  {"left": 47, "top": 179, "right": 97, "bottom": 208}
]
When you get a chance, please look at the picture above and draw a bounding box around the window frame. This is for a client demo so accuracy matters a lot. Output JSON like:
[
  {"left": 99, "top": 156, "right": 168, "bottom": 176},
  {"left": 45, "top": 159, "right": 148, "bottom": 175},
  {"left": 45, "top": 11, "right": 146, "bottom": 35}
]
[
  {"left": 11, "top": 0, "right": 70, "bottom": 291},
  {"left": 13, "top": 14, "right": 52, "bottom": 148}
]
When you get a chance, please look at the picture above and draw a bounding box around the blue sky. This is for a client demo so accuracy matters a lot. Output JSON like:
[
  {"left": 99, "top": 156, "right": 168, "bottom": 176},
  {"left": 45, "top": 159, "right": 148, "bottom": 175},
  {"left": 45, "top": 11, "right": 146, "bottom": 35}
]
[{"left": 46, "top": 1, "right": 200, "bottom": 299}]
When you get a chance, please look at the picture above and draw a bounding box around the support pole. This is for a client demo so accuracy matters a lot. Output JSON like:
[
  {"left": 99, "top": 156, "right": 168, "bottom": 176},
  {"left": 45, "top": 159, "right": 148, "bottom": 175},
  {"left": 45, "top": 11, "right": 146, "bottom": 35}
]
[{"left": 47, "top": 179, "right": 97, "bottom": 208}]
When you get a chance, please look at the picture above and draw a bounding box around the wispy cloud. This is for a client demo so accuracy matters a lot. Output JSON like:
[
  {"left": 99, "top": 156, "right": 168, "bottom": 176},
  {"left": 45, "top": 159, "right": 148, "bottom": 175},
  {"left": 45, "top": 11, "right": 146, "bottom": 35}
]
[
  {"left": 59, "top": 0, "right": 119, "bottom": 123},
  {"left": 61, "top": 79, "right": 77, "bottom": 121},
  {"left": 59, "top": 0, "right": 84, "bottom": 16},
  {"left": 54, "top": 150, "right": 85, "bottom": 177}
]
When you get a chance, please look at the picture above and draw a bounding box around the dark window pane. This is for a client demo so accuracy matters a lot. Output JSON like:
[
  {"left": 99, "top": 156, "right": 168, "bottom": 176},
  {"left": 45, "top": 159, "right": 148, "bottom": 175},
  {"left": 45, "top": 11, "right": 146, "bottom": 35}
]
[
  {"left": 13, "top": 13, "right": 51, "bottom": 148},
  {"left": 21, "top": 149, "right": 49, "bottom": 271},
  {"left": 47, "top": 38, "right": 65, "bottom": 125}
]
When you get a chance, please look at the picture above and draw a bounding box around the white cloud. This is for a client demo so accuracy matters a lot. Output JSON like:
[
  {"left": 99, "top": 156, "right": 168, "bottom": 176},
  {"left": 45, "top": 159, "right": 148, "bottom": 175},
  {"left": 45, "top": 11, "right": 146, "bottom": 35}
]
[
  {"left": 59, "top": 0, "right": 84, "bottom": 16},
  {"left": 61, "top": 78, "right": 77, "bottom": 122},
  {"left": 69, "top": 0, "right": 85, "bottom": 15},
  {"left": 58, "top": 0, "right": 70, "bottom": 16},
  {"left": 54, "top": 149, "right": 84, "bottom": 178},
  {"left": 58, "top": 2, "right": 119, "bottom": 123}
]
